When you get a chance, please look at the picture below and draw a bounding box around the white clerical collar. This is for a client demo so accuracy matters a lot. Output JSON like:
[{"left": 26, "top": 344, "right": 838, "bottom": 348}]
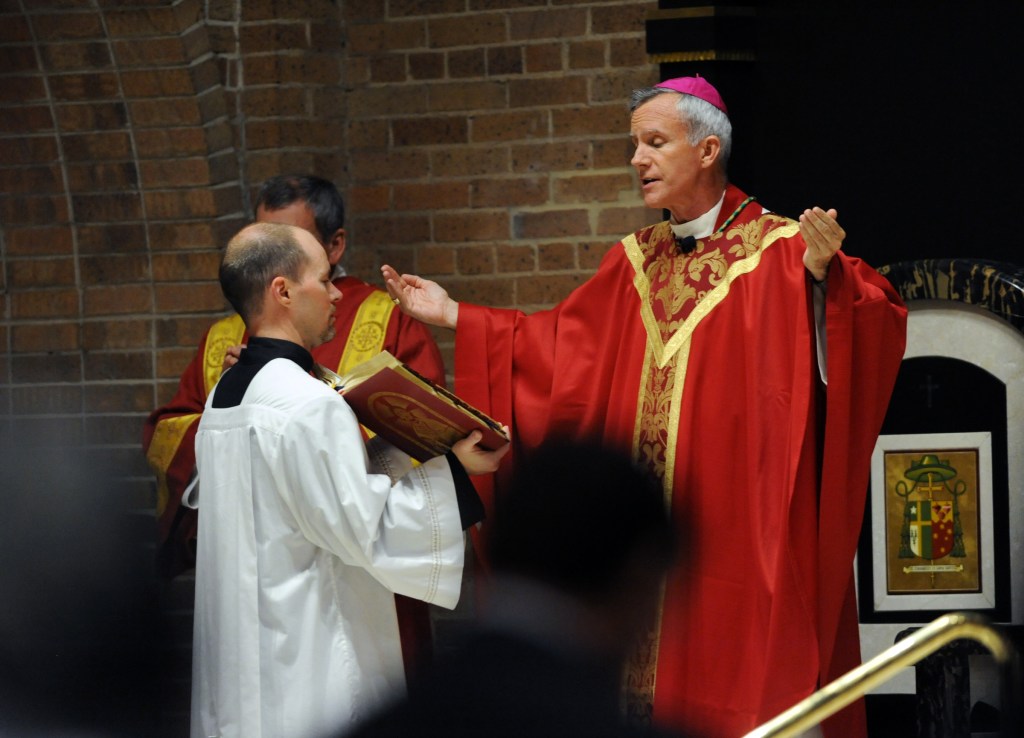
[{"left": 669, "top": 190, "right": 727, "bottom": 241}]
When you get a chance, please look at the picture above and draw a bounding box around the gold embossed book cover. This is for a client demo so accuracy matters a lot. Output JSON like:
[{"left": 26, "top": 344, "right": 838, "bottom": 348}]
[{"left": 320, "top": 351, "right": 509, "bottom": 462}]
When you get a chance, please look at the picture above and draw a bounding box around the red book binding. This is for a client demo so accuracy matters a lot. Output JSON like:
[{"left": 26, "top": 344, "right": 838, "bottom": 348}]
[{"left": 321, "top": 351, "right": 509, "bottom": 462}]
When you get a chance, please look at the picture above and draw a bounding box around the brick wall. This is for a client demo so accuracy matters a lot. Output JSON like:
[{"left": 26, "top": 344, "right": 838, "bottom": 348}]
[
  {"left": 0, "top": 0, "right": 349, "bottom": 438},
  {"left": 1, "top": 0, "right": 658, "bottom": 733},
  {"left": 341, "top": 0, "right": 660, "bottom": 367}
]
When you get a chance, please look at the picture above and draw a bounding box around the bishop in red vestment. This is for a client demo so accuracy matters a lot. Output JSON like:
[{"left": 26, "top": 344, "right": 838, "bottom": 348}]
[{"left": 383, "top": 78, "right": 907, "bottom": 738}]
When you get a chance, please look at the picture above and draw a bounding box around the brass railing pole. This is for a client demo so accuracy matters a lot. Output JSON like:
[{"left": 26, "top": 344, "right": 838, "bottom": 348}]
[{"left": 741, "top": 612, "right": 1018, "bottom": 738}]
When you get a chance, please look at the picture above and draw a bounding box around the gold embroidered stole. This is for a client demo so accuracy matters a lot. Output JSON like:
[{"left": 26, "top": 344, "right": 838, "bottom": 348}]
[
  {"left": 202, "top": 313, "right": 247, "bottom": 393},
  {"left": 336, "top": 289, "right": 395, "bottom": 374},
  {"left": 147, "top": 313, "right": 246, "bottom": 516},
  {"left": 620, "top": 215, "right": 799, "bottom": 722},
  {"left": 335, "top": 289, "right": 397, "bottom": 445}
]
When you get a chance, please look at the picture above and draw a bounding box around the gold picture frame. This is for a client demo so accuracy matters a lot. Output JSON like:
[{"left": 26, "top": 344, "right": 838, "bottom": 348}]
[{"left": 868, "top": 432, "right": 995, "bottom": 613}]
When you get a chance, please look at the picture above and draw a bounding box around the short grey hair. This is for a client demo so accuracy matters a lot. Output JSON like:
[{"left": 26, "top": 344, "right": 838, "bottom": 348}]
[
  {"left": 629, "top": 86, "right": 733, "bottom": 170},
  {"left": 220, "top": 222, "right": 306, "bottom": 324}
]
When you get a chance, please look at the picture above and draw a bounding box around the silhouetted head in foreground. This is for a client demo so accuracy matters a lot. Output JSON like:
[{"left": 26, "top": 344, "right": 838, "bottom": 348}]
[
  {"left": 487, "top": 438, "right": 679, "bottom": 660},
  {"left": 346, "top": 440, "right": 686, "bottom": 738}
]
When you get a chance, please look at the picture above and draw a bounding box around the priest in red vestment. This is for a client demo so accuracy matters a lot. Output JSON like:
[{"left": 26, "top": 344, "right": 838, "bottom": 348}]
[{"left": 382, "top": 77, "right": 907, "bottom": 738}]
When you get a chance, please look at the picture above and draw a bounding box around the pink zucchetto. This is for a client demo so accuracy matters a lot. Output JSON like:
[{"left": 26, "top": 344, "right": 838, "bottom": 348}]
[{"left": 654, "top": 75, "right": 728, "bottom": 114}]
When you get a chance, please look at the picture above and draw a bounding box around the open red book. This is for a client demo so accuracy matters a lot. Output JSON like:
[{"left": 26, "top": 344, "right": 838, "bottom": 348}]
[{"left": 320, "top": 351, "right": 509, "bottom": 462}]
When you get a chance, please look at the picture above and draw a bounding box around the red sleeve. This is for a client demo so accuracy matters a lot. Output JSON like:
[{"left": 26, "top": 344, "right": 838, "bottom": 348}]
[
  {"left": 454, "top": 248, "right": 631, "bottom": 451},
  {"left": 453, "top": 247, "right": 640, "bottom": 567},
  {"left": 455, "top": 303, "right": 522, "bottom": 441},
  {"left": 818, "top": 254, "right": 907, "bottom": 736},
  {"left": 453, "top": 304, "right": 523, "bottom": 559}
]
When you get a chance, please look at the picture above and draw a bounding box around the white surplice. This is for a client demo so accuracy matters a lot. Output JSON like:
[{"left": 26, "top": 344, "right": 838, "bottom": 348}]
[{"left": 190, "top": 357, "right": 466, "bottom": 738}]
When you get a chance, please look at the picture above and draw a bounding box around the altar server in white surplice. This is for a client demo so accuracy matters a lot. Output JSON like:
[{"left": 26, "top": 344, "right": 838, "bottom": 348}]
[{"left": 188, "top": 222, "right": 509, "bottom": 738}]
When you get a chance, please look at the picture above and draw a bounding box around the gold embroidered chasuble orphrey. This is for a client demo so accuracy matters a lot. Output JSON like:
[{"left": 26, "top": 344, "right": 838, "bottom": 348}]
[{"left": 619, "top": 214, "right": 800, "bottom": 721}]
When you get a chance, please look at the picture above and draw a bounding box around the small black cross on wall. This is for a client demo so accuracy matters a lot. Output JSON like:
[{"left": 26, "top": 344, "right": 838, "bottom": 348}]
[{"left": 919, "top": 374, "right": 941, "bottom": 409}]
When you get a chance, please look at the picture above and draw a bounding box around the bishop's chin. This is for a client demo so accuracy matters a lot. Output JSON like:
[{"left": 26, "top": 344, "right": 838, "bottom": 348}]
[{"left": 639, "top": 181, "right": 663, "bottom": 208}]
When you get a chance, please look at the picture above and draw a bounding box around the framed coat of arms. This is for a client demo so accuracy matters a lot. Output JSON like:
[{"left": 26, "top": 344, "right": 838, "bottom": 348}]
[
  {"left": 857, "top": 260, "right": 1020, "bottom": 690},
  {"left": 867, "top": 432, "right": 996, "bottom": 614}
]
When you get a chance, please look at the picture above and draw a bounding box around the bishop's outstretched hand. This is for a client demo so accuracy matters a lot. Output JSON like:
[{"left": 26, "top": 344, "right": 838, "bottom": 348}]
[{"left": 382, "top": 265, "right": 459, "bottom": 330}]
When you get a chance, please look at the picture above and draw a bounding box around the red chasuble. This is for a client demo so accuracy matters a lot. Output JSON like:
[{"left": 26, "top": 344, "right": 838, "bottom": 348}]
[
  {"left": 454, "top": 185, "right": 907, "bottom": 738},
  {"left": 143, "top": 275, "right": 446, "bottom": 674}
]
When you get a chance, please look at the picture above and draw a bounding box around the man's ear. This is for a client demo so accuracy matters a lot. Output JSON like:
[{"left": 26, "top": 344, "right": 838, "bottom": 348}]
[
  {"left": 269, "top": 275, "right": 290, "bottom": 306},
  {"left": 700, "top": 135, "right": 721, "bottom": 169},
  {"left": 325, "top": 228, "right": 346, "bottom": 266}
]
